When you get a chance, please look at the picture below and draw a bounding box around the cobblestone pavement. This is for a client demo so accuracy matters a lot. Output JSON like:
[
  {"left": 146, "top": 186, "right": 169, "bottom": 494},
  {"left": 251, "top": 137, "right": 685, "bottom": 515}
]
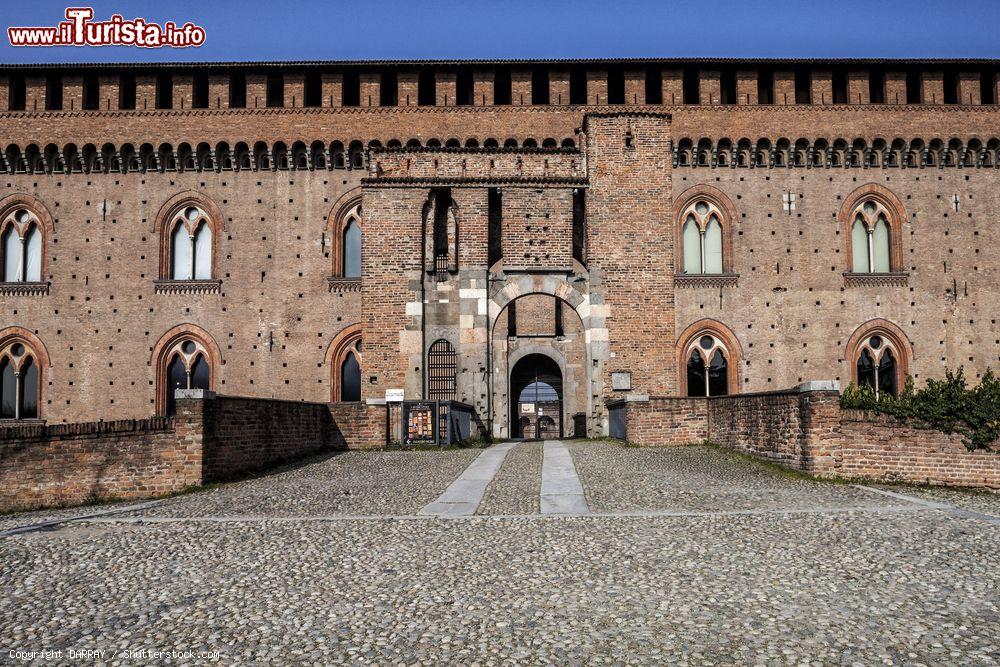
[{"left": 1, "top": 441, "right": 998, "bottom": 664}]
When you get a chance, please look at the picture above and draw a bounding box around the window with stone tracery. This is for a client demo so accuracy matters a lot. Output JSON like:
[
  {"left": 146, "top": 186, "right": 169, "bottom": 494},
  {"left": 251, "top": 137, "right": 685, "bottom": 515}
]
[
  {"left": 161, "top": 338, "right": 212, "bottom": 416},
  {"left": 680, "top": 200, "right": 724, "bottom": 275},
  {"left": 685, "top": 334, "right": 729, "bottom": 397},
  {"left": 0, "top": 339, "right": 40, "bottom": 420},
  {"left": 0, "top": 208, "right": 42, "bottom": 283},
  {"left": 165, "top": 205, "right": 214, "bottom": 281},
  {"left": 850, "top": 199, "right": 892, "bottom": 274},
  {"left": 854, "top": 334, "right": 899, "bottom": 398}
]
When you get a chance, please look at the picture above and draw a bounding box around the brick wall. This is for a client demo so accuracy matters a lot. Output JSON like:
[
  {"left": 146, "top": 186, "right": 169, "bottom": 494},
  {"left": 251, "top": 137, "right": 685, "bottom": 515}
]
[
  {"left": 0, "top": 392, "right": 388, "bottom": 512},
  {"left": 615, "top": 385, "right": 999, "bottom": 489},
  {"left": 838, "top": 410, "right": 1000, "bottom": 489},
  {"left": 0, "top": 416, "right": 200, "bottom": 513}
]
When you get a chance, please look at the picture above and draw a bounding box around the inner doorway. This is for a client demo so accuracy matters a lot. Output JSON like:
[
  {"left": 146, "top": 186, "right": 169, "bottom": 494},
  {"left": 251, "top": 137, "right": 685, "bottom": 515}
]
[{"left": 510, "top": 353, "right": 563, "bottom": 439}]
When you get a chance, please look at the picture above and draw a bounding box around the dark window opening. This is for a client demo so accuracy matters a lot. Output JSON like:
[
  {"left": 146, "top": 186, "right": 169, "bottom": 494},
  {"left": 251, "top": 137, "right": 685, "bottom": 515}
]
[
  {"left": 569, "top": 67, "right": 587, "bottom": 104},
  {"left": 418, "top": 69, "right": 436, "bottom": 106},
  {"left": 266, "top": 73, "right": 283, "bottom": 107},
  {"left": 869, "top": 68, "right": 885, "bottom": 103},
  {"left": 342, "top": 70, "right": 360, "bottom": 107},
  {"left": 645, "top": 66, "right": 662, "bottom": 104},
  {"left": 156, "top": 73, "right": 172, "bottom": 109},
  {"left": 228, "top": 72, "right": 245, "bottom": 108},
  {"left": 981, "top": 70, "right": 995, "bottom": 105},
  {"left": 340, "top": 353, "right": 361, "bottom": 402},
  {"left": 8, "top": 74, "right": 26, "bottom": 111},
  {"left": 794, "top": 68, "right": 811, "bottom": 104},
  {"left": 682, "top": 68, "right": 699, "bottom": 104},
  {"left": 455, "top": 68, "right": 473, "bottom": 106},
  {"left": 832, "top": 68, "right": 848, "bottom": 104},
  {"left": 572, "top": 188, "right": 586, "bottom": 265},
  {"left": 943, "top": 69, "right": 959, "bottom": 104},
  {"left": 757, "top": 69, "right": 774, "bottom": 104},
  {"left": 507, "top": 300, "right": 517, "bottom": 337},
  {"left": 494, "top": 67, "right": 512, "bottom": 105},
  {"left": 906, "top": 68, "right": 921, "bottom": 103},
  {"left": 304, "top": 70, "right": 322, "bottom": 107},
  {"left": 45, "top": 74, "right": 63, "bottom": 110},
  {"left": 721, "top": 69, "right": 737, "bottom": 105},
  {"left": 192, "top": 72, "right": 209, "bottom": 108},
  {"left": 380, "top": 69, "right": 398, "bottom": 106},
  {"left": 555, "top": 299, "right": 564, "bottom": 338},
  {"left": 607, "top": 66, "right": 625, "bottom": 104},
  {"left": 432, "top": 188, "right": 452, "bottom": 271},
  {"left": 81, "top": 73, "right": 99, "bottom": 110},
  {"left": 531, "top": 67, "right": 549, "bottom": 105},
  {"left": 488, "top": 188, "right": 503, "bottom": 267}
]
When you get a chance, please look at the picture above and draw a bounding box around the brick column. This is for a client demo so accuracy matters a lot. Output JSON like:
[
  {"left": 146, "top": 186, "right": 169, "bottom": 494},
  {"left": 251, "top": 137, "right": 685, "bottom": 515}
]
[
  {"left": 958, "top": 71, "right": 981, "bottom": 105},
  {"left": 322, "top": 71, "right": 342, "bottom": 107},
  {"left": 624, "top": 69, "right": 645, "bottom": 104},
  {"left": 796, "top": 384, "right": 842, "bottom": 476},
  {"left": 736, "top": 71, "right": 757, "bottom": 105},
  {"left": 587, "top": 68, "right": 608, "bottom": 105},
  {"left": 848, "top": 71, "right": 869, "bottom": 105},
  {"left": 662, "top": 69, "right": 682, "bottom": 105},
  {"left": 436, "top": 70, "right": 456, "bottom": 107},
  {"left": 809, "top": 70, "right": 831, "bottom": 105},
  {"left": 0, "top": 76, "right": 9, "bottom": 110},
  {"left": 172, "top": 73, "right": 192, "bottom": 109},
  {"left": 550, "top": 68, "right": 569, "bottom": 106},
  {"left": 99, "top": 74, "right": 119, "bottom": 110},
  {"left": 360, "top": 71, "right": 380, "bottom": 108},
  {"left": 511, "top": 69, "right": 531, "bottom": 106},
  {"left": 136, "top": 74, "right": 156, "bottom": 110},
  {"left": 473, "top": 69, "right": 493, "bottom": 106},
  {"left": 699, "top": 70, "right": 721, "bottom": 105},
  {"left": 885, "top": 71, "right": 906, "bottom": 104},
  {"left": 398, "top": 70, "right": 417, "bottom": 107},
  {"left": 208, "top": 74, "right": 228, "bottom": 109},
  {"left": 62, "top": 75, "right": 82, "bottom": 111},
  {"left": 773, "top": 70, "right": 795, "bottom": 105},
  {"left": 283, "top": 72, "right": 305, "bottom": 108},
  {"left": 25, "top": 77, "right": 45, "bottom": 111},
  {"left": 922, "top": 70, "right": 944, "bottom": 104}
]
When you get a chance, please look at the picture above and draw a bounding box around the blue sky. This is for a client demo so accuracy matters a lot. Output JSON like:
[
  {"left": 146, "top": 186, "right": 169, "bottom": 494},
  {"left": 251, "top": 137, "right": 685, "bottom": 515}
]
[{"left": 1, "top": 0, "right": 998, "bottom": 63}]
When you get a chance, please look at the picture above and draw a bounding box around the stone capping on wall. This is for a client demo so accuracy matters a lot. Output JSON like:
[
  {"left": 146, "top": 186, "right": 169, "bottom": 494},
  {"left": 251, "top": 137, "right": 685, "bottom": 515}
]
[
  {"left": 153, "top": 279, "right": 223, "bottom": 295},
  {"left": 0, "top": 415, "right": 174, "bottom": 442}
]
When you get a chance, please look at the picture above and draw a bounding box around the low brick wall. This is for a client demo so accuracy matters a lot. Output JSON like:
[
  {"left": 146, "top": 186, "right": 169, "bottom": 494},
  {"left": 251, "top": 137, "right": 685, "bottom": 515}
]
[
  {"left": 838, "top": 411, "right": 1000, "bottom": 489},
  {"left": 0, "top": 393, "right": 390, "bottom": 512},
  {"left": 611, "top": 384, "right": 998, "bottom": 489},
  {"left": 612, "top": 397, "right": 708, "bottom": 446},
  {"left": 0, "top": 418, "right": 201, "bottom": 513}
]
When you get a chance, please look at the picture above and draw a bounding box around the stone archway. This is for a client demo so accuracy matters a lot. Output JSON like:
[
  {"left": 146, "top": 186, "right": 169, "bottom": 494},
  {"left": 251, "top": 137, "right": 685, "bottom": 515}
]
[{"left": 510, "top": 353, "right": 563, "bottom": 439}]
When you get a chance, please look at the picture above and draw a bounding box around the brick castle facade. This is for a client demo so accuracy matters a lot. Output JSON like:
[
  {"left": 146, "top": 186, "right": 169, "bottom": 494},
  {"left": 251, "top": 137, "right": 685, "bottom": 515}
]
[{"left": 1, "top": 59, "right": 998, "bottom": 440}]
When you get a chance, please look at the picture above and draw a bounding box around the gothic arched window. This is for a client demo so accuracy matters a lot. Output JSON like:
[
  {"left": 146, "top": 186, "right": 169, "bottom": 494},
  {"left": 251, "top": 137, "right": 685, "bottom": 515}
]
[
  {"left": 160, "top": 337, "right": 213, "bottom": 416},
  {"left": 329, "top": 200, "right": 362, "bottom": 280},
  {"left": 1, "top": 208, "right": 43, "bottom": 283},
  {"left": 165, "top": 205, "right": 214, "bottom": 280},
  {"left": 680, "top": 200, "right": 724, "bottom": 275},
  {"left": 850, "top": 199, "right": 892, "bottom": 274},
  {"left": 0, "top": 339, "right": 40, "bottom": 419},
  {"left": 853, "top": 333, "right": 901, "bottom": 398},
  {"left": 685, "top": 334, "right": 730, "bottom": 397},
  {"left": 328, "top": 325, "right": 363, "bottom": 402}
]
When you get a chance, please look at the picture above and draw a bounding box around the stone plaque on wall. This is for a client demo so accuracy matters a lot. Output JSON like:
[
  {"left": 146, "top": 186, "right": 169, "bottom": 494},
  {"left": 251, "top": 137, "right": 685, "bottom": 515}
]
[{"left": 611, "top": 371, "right": 632, "bottom": 391}]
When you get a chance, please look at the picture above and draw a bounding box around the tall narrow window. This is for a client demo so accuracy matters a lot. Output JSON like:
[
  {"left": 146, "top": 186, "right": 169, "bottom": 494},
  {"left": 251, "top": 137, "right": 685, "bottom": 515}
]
[
  {"left": 494, "top": 67, "right": 512, "bottom": 105},
  {"left": 906, "top": 68, "right": 921, "bottom": 103},
  {"left": 418, "top": 69, "right": 436, "bottom": 106},
  {"left": 721, "top": 69, "right": 737, "bottom": 105},
  {"left": 165, "top": 205, "right": 215, "bottom": 281},
  {"left": 980, "top": 69, "right": 996, "bottom": 105},
  {"left": 427, "top": 339, "right": 457, "bottom": 400},
  {"left": 328, "top": 327, "right": 362, "bottom": 402},
  {"left": 645, "top": 66, "right": 662, "bottom": 104},
  {"left": 229, "top": 72, "right": 246, "bottom": 108},
  {"left": 832, "top": 68, "right": 848, "bottom": 104},
  {"left": 82, "top": 74, "right": 99, "bottom": 110},
  {"left": 682, "top": 68, "right": 699, "bottom": 104},
  {"left": 680, "top": 200, "right": 724, "bottom": 274},
  {"left": 342, "top": 70, "right": 360, "bottom": 107},
  {"left": 607, "top": 66, "right": 625, "bottom": 105},
  {"left": 1, "top": 208, "right": 43, "bottom": 283},
  {"left": 685, "top": 334, "right": 730, "bottom": 397},
  {"left": 572, "top": 188, "right": 586, "bottom": 265},
  {"left": 794, "top": 68, "right": 811, "bottom": 104},
  {"left": 943, "top": 69, "right": 959, "bottom": 105},
  {"left": 340, "top": 350, "right": 361, "bottom": 402},
  {"left": 869, "top": 68, "right": 886, "bottom": 104},
  {"left": 156, "top": 73, "right": 173, "bottom": 109},
  {"left": 380, "top": 69, "right": 398, "bottom": 106},
  {"left": 757, "top": 69, "right": 774, "bottom": 104},
  {"left": 849, "top": 199, "right": 893, "bottom": 274},
  {"left": 45, "top": 74, "right": 63, "bottom": 110},
  {"left": 343, "top": 218, "right": 361, "bottom": 278},
  {"left": 488, "top": 188, "right": 503, "bottom": 267},
  {"left": 0, "top": 339, "right": 41, "bottom": 420},
  {"left": 8, "top": 74, "right": 26, "bottom": 111},
  {"left": 192, "top": 72, "right": 209, "bottom": 108},
  {"left": 570, "top": 67, "right": 587, "bottom": 105},
  {"left": 430, "top": 189, "right": 456, "bottom": 273},
  {"left": 304, "top": 70, "right": 322, "bottom": 107},
  {"left": 266, "top": 73, "right": 283, "bottom": 107}
]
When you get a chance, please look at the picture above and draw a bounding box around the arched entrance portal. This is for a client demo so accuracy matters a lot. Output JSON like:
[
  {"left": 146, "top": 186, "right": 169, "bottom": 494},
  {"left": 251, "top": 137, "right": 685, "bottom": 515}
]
[{"left": 510, "top": 354, "right": 563, "bottom": 439}]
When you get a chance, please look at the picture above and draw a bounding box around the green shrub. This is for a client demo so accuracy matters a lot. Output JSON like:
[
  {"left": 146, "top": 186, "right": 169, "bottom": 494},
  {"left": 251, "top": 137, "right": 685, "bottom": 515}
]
[{"left": 840, "top": 368, "right": 1000, "bottom": 451}]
